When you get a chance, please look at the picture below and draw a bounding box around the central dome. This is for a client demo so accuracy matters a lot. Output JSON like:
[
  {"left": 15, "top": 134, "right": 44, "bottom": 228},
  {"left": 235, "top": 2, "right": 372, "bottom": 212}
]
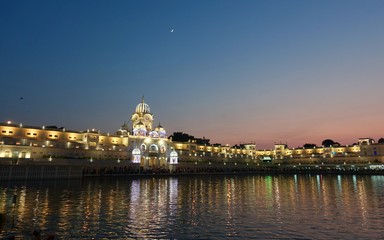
[{"left": 135, "top": 97, "right": 150, "bottom": 114}]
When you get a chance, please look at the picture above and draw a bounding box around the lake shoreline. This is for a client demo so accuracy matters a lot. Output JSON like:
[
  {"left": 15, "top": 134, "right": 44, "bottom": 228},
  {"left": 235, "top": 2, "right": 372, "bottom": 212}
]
[{"left": 1, "top": 163, "right": 383, "bottom": 181}]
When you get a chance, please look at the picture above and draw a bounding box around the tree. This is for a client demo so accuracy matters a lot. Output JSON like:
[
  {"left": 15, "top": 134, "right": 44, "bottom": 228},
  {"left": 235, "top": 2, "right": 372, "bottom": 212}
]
[
  {"left": 378, "top": 138, "right": 384, "bottom": 144},
  {"left": 169, "top": 132, "right": 210, "bottom": 145},
  {"left": 169, "top": 132, "right": 193, "bottom": 142},
  {"left": 322, "top": 139, "right": 335, "bottom": 147},
  {"left": 303, "top": 143, "right": 317, "bottom": 149}
]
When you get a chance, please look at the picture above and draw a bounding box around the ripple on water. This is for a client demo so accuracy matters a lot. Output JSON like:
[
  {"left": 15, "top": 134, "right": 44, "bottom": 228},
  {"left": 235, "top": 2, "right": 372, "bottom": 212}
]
[{"left": 0, "top": 175, "right": 384, "bottom": 239}]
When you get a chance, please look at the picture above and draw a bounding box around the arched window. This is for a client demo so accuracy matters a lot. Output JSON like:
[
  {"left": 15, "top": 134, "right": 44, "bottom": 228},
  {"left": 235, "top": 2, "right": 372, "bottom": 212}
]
[
  {"left": 160, "top": 145, "right": 166, "bottom": 153},
  {"left": 141, "top": 144, "right": 147, "bottom": 152},
  {"left": 149, "top": 144, "right": 159, "bottom": 153}
]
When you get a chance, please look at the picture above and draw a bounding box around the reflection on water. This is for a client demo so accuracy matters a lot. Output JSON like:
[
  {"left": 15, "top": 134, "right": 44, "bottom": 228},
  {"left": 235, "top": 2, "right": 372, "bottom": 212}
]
[{"left": 0, "top": 175, "right": 384, "bottom": 239}]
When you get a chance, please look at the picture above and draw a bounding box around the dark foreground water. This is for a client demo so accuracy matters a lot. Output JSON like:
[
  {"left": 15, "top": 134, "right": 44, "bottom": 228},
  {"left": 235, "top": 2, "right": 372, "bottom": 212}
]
[{"left": 0, "top": 174, "right": 384, "bottom": 239}]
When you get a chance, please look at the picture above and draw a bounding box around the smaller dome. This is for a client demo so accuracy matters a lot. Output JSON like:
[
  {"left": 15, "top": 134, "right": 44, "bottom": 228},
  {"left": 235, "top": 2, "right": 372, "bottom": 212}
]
[
  {"left": 170, "top": 150, "right": 178, "bottom": 157},
  {"left": 149, "top": 131, "right": 159, "bottom": 138},
  {"left": 132, "top": 148, "right": 141, "bottom": 155},
  {"left": 155, "top": 122, "right": 163, "bottom": 129},
  {"left": 154, "top": 122, "right": 166, "bottom": 138},
  {"left": 133, "top": 121, "right": 146, "bottom": 131},
  {"left": 116, "top": 128, "right": 128, "bottom": 136}
]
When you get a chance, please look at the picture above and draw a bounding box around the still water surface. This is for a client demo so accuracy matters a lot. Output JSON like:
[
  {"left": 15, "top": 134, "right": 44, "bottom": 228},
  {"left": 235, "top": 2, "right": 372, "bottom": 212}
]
[{"left": 0, "top": 174, "right": 384, "bottom": 239}]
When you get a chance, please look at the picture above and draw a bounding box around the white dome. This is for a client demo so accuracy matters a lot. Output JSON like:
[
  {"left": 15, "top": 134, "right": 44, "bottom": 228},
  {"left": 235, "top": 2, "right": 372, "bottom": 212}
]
[
  {"left": 159, "top": 131, "right": 166, "bottom": 139},
  {"left": 170, "top": 150, "right": 178, "bottom": 157},
  {"left": 155, "top": 123, "right": 166, "bottom": 138},
  {"left": 149, "top": 131, "right": 159, "bottom": 138},
  {"left": 132, "top": 148, "right": 141, "bottom": 155},
  {"left": 135, "top": 98, "right": 150, "bottom": 114}
]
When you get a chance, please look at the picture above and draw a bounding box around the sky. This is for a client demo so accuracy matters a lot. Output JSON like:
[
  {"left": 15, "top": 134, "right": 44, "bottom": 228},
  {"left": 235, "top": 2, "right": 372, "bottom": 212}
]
[{"left": 1, "top": 0, "right": 383, "bottom": 149}]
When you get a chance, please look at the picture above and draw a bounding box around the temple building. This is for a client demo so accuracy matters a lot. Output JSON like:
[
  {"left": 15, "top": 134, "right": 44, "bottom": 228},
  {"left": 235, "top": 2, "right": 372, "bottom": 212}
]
[
  {"left": 0, "top": 98, "right": 383, "bottom": 169},
  {"left": 123, "top": 97, "right": 173, "bottom": 169}
]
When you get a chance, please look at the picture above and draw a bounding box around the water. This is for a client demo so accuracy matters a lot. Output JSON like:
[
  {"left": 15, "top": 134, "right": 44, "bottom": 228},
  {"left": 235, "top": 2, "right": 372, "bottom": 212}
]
[{"left": 1, "top": 174, "right": 384, "bottom": 239}]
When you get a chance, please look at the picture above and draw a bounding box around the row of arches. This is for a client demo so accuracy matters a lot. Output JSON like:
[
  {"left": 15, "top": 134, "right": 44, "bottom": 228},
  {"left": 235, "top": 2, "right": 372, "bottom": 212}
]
[
  {"left": 137, "top": 143, "right": 166, "bottom": 153},
  {"left": 132, "top": 148, "right": 178, "bottom": 165}
]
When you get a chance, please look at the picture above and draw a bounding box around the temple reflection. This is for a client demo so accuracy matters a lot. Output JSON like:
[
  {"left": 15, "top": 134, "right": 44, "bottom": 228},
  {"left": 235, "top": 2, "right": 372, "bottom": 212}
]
[{"left": 0, "top": 175, "right": 383, "bottom": 238}]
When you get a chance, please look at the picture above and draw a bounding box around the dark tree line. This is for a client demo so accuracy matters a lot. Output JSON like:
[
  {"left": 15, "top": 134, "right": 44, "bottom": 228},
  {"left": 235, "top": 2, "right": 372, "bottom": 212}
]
[
  {"left": 169, "top": 132, "right": 210, "bottom": 145},
  {"left": 302, "top": 139, "right": 341, "bottom": 148}
]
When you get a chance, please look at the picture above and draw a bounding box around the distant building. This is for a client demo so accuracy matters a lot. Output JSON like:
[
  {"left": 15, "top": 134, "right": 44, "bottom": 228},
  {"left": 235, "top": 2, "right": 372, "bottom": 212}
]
[{"left": 0, "top": 99, "right": 383, "bottom": 168}]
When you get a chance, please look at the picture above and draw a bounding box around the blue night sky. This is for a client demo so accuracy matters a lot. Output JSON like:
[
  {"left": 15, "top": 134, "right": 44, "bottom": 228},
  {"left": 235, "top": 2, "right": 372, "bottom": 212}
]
[{"left": 1, "top": 0, "right": 383, "bottom": 148}]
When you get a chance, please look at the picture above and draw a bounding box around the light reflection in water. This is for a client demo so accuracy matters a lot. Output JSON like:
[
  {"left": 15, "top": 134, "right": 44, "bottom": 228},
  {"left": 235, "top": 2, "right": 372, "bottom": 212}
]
[
  {"left": 337, "top": 175, "right": 342, "bottom": 191},
  {"left": 0, "top": 175, "right": 383, "bottom": 239},
  {"left": 316, "top": 175, "right": 321, "bottom": 194},
  {"left": 169, "top": 178, "right": 178, "bottom": 218},
  {"left": 225, "top": 178, "right": 236, "bottom": 237},
  {"left": 274, "top": 177, "right": 281, "bottom": 216},
  {"left": 353, "top": 175, "right": 357, "bottom": 192}
]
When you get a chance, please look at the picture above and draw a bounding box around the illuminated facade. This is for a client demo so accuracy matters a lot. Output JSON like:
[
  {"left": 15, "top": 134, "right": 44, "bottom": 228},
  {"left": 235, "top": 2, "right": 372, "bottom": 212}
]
[
  {"left": 125, "top": 97, "right": 172, "bottom": 168},
  {"left": 0, "top": 98, "right": 383, "bottom": 168}
]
